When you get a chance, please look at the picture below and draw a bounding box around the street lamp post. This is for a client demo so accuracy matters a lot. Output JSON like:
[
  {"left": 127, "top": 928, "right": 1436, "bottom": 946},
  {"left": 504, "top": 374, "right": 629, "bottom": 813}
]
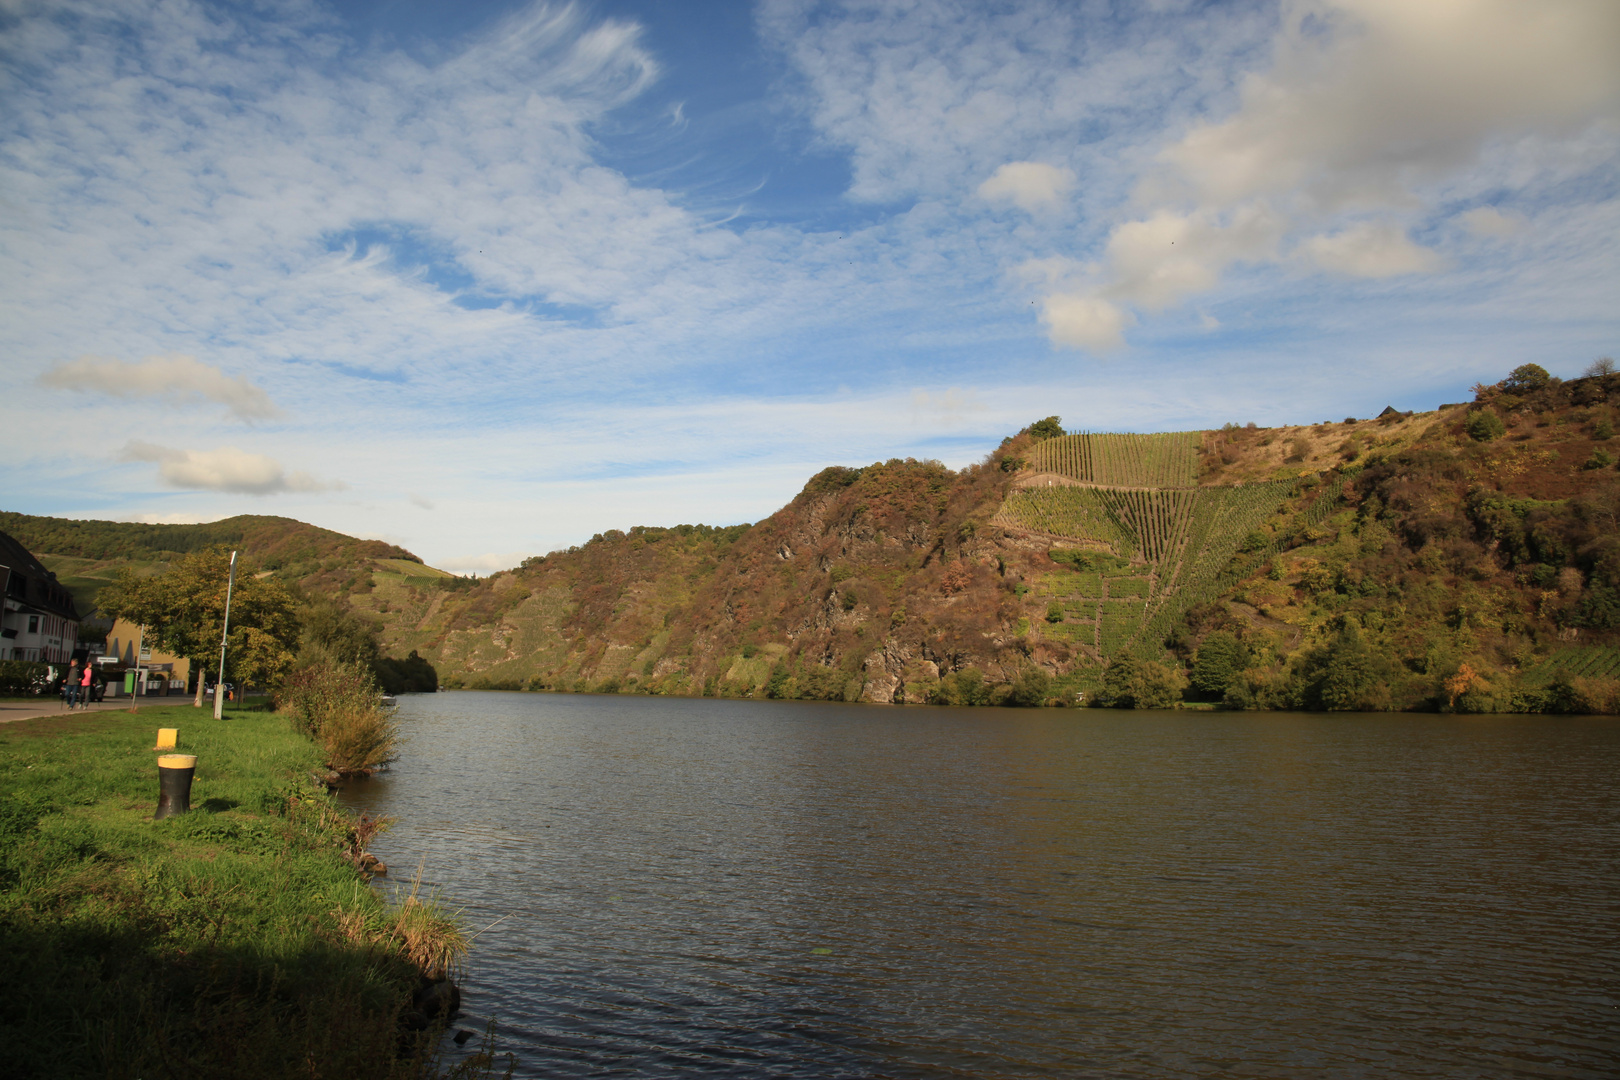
[{"left": 213, "top": 551, "right": 237, "bottom": 720}]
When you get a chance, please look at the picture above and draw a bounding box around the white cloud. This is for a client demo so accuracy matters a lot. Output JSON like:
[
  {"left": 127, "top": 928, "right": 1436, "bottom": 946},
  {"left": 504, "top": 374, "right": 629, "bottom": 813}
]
[
  {"left": 909, "top": 387, "right": 985, "bottom": 428},
  {"left": 1104, "top": 205, "right": 1286, "bottom": 310},
  {"left": 1159, "top": 0, "right": 1620, "bottom": 211},
  {"left": 1041, "top": 294, "right": 1130, "bottom": 352},
  {"left": 977, "top": 162, "right": 1074, "bottom": 213},
  {"left": 409, "top": 493, "right": 436, "bottom": 511},
  {"left": 120, "top": 441, "right": 340, "bottom": 496},
  {"left": 38, "top": 354, "right": 281, "bottom": 421},
  {"left": 1460, "top": 206, "right": 1527, "bottom": 238},
  {"left": 1305, "top": 222, "right": 1447, "bottom": 278},
  {"left": 1021, "top": 0, "right": 1620, "bottom": 349}
]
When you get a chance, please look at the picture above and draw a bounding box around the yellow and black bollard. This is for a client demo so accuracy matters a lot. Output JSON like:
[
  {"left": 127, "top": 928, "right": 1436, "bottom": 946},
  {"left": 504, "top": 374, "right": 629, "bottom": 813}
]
[{"left": 155, "top": 754, "right": 197, "bottom": 820}]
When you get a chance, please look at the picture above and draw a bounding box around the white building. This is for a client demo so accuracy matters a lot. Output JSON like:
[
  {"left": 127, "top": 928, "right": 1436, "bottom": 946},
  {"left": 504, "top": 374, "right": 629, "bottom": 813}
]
[{"left": 0, "top": 530, "right": 81, "bottom": 663}]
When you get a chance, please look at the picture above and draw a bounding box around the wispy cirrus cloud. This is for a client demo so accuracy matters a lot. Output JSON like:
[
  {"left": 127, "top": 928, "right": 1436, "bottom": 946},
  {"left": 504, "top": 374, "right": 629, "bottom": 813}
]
[
  {"left": 38, "top": 354, "right": 281, "bottom": 421},
  {"left": 2, "top": 0, "right": 1617, "bottom": 572},
  {"left": 121, "top": 442, "right": 341, "bottom": 496}
]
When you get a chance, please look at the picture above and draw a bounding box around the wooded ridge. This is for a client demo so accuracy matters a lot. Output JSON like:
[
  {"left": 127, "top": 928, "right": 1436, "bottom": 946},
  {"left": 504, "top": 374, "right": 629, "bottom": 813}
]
[{"left": 11, "top": 364, "right": 1619, "bottom": 712}]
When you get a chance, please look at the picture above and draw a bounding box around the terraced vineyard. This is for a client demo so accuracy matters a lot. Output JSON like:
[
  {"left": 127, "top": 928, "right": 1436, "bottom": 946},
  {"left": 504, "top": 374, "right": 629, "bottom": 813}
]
[
  {"left": 1524, "top": 647, "right": 1620, "bottom": 683},
  {"left": 1026, "top": 431, "right": 1200, "bottom": 488},
  {"left": 1003, "top": 475, "right": 1296, "bottom": 661}
]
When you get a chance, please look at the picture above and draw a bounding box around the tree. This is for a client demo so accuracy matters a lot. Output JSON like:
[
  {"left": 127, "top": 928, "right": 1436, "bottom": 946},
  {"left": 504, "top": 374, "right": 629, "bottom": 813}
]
[
  {"left": 1005, "top": 666, "right": 1052, "bottom": 706},
  {"left": 1500, "top": 363, "right": 1552, "bottom": 394},
  {"left": 1465, "top": 408, "right": 1506, "bottom": 442},
  {"left": 1300, "top": 619, "right": 1389, "bottom": 711},
  {"left": 1582, "top": 357, "right": 1615, "bottom": 378},
  {"left": 301, "top": 599, "right": 382, "bottom": 666},
  {"left": 1027, "top": 416, "right": 1065, "bottom": 441},
  {"left": 98, "top": 548, "right": 299, "bottom": 704},
  {"left": 1093, "top": 656, "right": 1185, "bottom": 709},
  {"left": 1190, "top": 631, "right": 1248, "bottom": 700}
]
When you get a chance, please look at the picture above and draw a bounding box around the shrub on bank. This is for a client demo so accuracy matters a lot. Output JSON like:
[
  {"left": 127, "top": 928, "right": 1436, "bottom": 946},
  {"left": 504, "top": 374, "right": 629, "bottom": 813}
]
[{"left": 280, "top": 657, "right": 399, "bottom": 775}]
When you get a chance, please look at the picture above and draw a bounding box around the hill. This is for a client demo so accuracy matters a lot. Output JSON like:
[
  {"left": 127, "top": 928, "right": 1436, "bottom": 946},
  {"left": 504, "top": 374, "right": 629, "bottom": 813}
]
[
  {"left": 9, "top": 364, "right": 1615, "bottom": 713},
  {"left": 353, "top": 365, "right": 1619, "bottom": 713},
  {"left": 0, "top": 512, "right": 442, "bottom": 617}
]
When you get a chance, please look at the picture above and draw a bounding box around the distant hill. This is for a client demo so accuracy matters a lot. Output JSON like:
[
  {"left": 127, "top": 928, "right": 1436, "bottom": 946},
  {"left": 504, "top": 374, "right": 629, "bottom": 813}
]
[
  {"left": 357, "top": 366, "right": 1619, "bottom": 713},
  {"left": 0, "top": 512, "right": 445, "bottom": 616},
  {"left": 12, "top": 365, "right": 1615, "bottom": 713}
]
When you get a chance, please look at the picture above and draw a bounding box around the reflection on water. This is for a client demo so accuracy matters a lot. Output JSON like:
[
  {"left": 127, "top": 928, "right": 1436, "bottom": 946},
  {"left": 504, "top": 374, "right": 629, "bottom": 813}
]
[{"left": 338, "top": 693, "right": 1619, "bottom": 1078}]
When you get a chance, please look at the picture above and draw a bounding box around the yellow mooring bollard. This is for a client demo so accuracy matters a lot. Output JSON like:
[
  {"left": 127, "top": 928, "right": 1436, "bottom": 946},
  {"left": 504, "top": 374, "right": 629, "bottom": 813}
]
[
  {"left": 155, "top": 754, "right": 197, "bottom": 820},
  {"left": 154, "top": 728, "right": 178, "bottom": 750}
]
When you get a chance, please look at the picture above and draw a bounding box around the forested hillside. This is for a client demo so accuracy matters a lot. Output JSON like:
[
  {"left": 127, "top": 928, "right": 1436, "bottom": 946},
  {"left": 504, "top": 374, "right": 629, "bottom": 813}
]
[
  {"left": 350, "top": 363, "right": 1619, "bottom": 713},
  {"left": 9, "top": 363, "right": 1616, "bottom": 712},
  {"left": 0, "top": 512, "right": 435, "bottom": 615}
]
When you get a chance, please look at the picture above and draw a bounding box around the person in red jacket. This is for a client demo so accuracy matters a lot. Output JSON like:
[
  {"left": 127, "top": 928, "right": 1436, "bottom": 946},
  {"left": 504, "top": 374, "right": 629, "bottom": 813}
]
[{"left": 78, "top": 662, "right": 94, "bottom": 710}]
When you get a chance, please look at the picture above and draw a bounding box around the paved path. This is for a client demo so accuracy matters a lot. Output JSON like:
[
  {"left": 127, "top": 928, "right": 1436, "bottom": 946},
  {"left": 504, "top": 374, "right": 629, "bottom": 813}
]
[{"left": 0, "top": 698, "right": 188, "bottom": 725}]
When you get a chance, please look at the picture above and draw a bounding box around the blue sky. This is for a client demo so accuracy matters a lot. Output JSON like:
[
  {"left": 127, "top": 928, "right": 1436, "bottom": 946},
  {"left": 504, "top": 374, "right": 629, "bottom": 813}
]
[{"left": 3, "top": 0, "right": 1617, "bottom": 571}]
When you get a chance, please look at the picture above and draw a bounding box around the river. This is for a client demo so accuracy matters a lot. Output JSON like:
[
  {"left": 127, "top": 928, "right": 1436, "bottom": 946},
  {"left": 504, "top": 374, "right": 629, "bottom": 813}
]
[{"left": 337, "top": 692, "right": 1618, "bottom": 1078}]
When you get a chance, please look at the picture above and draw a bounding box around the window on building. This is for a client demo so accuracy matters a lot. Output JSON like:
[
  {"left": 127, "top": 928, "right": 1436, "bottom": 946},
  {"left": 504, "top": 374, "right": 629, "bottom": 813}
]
[{"left": 27, "top": 615, "right": 39, "bottom": 634}]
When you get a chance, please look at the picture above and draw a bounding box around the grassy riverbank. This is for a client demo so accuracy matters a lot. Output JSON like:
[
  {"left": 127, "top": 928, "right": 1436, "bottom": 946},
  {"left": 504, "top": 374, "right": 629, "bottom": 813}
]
[{"left": 0, "top": 702, "right": 480, "bottom": 1079}]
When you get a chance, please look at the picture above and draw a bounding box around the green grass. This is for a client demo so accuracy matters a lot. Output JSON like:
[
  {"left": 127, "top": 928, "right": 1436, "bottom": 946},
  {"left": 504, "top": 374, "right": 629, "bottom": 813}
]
[
  {"left": 1522, "top": 646, "right": 1620, "bottom": 684},
  {"left": 0, "top": 704, "right": 490, "bottom": 1079},
  {"left": 1027, "top": 431, "right": 1201, "bottom": 488},
  {"left": 998, "top": 477, "right": 1295, "bottom": 662}
]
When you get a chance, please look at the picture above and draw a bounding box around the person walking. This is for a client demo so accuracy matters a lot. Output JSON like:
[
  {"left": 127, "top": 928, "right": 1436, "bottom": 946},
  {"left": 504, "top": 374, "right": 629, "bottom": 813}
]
[
  {"left": 78, "top": 662, "right": 94, "bottom": 710},
  {"left": 64, "top": 660, "right": 81, "bottom": 709}
]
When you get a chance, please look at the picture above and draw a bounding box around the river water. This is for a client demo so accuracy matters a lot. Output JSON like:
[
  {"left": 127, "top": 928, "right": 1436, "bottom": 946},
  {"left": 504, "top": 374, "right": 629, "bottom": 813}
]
[{"left": 337, "top": 692, "right": 1619, "bottom": 1078}]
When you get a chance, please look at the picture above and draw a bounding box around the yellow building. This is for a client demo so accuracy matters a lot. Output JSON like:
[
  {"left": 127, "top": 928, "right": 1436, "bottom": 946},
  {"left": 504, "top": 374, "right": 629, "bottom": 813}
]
[{"left": 102, "top": 618, "right": 191, "bottom": 696}]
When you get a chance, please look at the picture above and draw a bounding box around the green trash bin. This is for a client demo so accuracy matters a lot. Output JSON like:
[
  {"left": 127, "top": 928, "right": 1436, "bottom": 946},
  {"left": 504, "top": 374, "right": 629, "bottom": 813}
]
[{"left": 124, "top": 671, "right": 135, "bottom": 695}]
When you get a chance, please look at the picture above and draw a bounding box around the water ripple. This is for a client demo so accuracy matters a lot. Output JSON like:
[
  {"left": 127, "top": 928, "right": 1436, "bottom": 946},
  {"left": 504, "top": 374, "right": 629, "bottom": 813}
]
[{"left": 339, "top": 695, "right": 1620, "bottom": 1079}]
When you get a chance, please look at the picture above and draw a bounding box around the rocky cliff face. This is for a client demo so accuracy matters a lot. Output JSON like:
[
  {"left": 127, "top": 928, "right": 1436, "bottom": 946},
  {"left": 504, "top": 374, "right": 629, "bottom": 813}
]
[{"left": 361, "top": 451, "right": 1078, "bottom": 701}]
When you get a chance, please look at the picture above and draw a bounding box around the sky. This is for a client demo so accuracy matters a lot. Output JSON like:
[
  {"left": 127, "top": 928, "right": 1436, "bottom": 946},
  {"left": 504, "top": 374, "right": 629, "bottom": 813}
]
[{"left": 2, "top": 0, "right": 1617, "bottom": 572}]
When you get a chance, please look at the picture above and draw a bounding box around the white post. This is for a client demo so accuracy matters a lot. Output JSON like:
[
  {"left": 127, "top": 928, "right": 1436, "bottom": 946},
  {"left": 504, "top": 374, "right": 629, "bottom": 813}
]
[{"left": 213, "top": 551, "right": 237, "bottom": 720}]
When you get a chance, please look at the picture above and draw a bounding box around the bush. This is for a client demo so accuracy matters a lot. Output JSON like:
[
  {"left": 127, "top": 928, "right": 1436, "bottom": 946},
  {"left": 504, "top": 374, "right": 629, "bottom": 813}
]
[
  {"left": 1299, "top": 620, "right": 1392, "bottom": 711},
  {"left": 373, "top": 650, "right": 439, "bottom": 694},
  {"left": 1546, "top": 673, "right": 1620, "bottom": 714},
  {"left": 1581, "top": 449, "right": 1614, "bottom": 471},
  {"left": 1501, "top": 363, "right": 1552, "bottom": 394},
  {"left": 931, "top": 667, "right": 992, "bottom": 706},
  {"left": 1005, "top": 666, "right": 1052, "bottom": 707},
  {"left": 278, "top": 657, "right": 398, "bottom": 774},
  {"left": 1465, "top": 408, "right": 1507, "bottom": 442},
  {"left": 1093, "top": 657, "right": 1185, "bottom": 709},
  {"left": 1190, "top": 631, "right": 1247, "bottom": 700},
  {"left": 0, "top": 661, "right": 50, "bottom": 696}
]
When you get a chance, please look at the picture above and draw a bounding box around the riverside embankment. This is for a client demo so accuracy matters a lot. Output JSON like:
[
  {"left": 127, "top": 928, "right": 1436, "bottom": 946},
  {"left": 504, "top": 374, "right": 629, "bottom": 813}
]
[{"left": 0, "top": 701, "right": 485, "bottom": 1079}]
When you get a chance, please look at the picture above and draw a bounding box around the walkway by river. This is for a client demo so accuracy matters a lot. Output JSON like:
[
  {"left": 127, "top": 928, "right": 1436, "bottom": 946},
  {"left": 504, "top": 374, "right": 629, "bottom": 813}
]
[{"left": 0, "top": 697, "right": 179, "bottom": 724}]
